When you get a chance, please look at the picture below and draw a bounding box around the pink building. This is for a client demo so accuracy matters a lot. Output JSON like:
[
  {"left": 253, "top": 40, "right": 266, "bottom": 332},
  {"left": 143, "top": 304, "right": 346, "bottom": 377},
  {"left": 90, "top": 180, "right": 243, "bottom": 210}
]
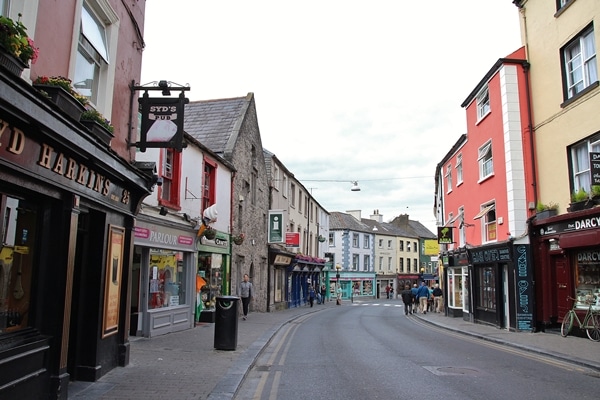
[{"left": 435, "top": 47, "right": 537, "bottom": 330}]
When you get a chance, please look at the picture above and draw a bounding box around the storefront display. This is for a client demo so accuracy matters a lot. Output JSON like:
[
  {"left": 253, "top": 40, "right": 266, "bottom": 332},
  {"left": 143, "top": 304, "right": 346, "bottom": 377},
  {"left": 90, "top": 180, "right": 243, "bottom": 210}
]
[
  {"left": 575, "top": 250, "right": 600, "bottom": 310},
  {"left": 198, "top": 254, "right": 223, "bottom": 312},
  {"left": 148, "top": 249, "right": 185, "bottom": 309}
]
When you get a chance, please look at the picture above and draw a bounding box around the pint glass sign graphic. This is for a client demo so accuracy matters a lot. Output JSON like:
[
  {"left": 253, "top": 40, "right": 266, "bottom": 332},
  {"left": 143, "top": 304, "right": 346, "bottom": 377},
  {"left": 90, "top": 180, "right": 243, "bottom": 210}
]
[
  {"left": 268, "top": 210, "right": 284, "bottom": 244},
  {"left": 138, "top": 95, "right": 188, "bottom": 152}
]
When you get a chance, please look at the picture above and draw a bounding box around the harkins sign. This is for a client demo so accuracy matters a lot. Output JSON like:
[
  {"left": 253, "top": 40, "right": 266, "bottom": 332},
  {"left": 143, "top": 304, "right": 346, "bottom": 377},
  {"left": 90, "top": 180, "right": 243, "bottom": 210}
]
[
  {"left": 1, "top": 118, "right": 131, "bottom": 211},
  {"left": 538, "top": 215, "right": 600, "bottom": 236}
]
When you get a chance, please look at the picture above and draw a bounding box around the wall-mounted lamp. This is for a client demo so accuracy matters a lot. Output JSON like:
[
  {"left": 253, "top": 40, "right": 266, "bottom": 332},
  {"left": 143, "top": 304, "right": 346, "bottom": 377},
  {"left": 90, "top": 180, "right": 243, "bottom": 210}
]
[
  {"left": 350, "top": 181, "right": 361, "bottom": 191},
  {"left": 158, "top": 80, "right": 171, "bottom": 96}
]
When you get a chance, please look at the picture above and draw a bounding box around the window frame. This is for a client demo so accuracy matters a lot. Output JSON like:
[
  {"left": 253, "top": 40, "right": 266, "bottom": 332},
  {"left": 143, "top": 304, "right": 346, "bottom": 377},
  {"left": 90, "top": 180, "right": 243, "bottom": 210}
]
[
  {"left": 476, "top": 85, "right": 490, "bottom": 121},
  {"left": 456, "top": 154, "right": 463, "bottom": 184},
  {"left": 158, "top": 147, "right": 182, "bottom": 210},
  {"left": 445, "top": 163, "right": 452, "bottom": 192},
  {"left": 562, "top": 25, "right": 597, "bottom": 100},
  {"left": 478, "top": 140, "right": 494, "bottom": 180}
]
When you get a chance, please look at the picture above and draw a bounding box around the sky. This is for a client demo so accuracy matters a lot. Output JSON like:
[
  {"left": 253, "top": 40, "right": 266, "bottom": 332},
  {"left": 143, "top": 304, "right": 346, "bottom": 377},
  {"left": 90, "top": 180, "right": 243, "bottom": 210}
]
[{"left": 140, "top": 0, "right": 523, "bottom": 234}]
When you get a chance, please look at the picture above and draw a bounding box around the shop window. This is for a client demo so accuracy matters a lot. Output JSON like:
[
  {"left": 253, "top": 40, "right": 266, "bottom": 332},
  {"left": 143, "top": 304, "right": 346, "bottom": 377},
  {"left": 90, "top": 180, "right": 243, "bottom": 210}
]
[
  {"left": 448, "top": 268, "right": 464, "bottom": 308},
  {"left": 477, "top": 265, "right": 496, "bottom": 311},
  {"left": 197, "top": 254, "right": 223, "bottom": 312},
  {"left": 1, "top": 194, "right": 38, "bottom": 333},
  {"left": 575, "top": 251, "right": 600, "bottom": 310},
  {"left": 148, "top": 250, "right": 185, "bottom": 309}
]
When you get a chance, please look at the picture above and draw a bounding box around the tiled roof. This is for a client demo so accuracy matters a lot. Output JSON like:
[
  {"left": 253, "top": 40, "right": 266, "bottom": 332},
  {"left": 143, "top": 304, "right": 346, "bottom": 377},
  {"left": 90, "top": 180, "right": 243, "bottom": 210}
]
[
  {"left": 329, "top": 211, "right": 371, "bottom": 233},
  {"left": 183, "top": 95, "right": 250, "bottom": 157}
]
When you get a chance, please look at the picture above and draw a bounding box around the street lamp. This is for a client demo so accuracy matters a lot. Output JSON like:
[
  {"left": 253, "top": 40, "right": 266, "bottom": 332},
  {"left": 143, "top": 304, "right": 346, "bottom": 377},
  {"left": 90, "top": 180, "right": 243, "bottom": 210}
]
[{"left": 335, "top": 264, "right": 342, "bottom": 305}]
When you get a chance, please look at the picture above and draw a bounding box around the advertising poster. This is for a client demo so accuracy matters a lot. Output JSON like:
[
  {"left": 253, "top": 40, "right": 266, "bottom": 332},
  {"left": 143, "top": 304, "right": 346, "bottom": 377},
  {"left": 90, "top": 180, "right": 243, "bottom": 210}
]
[{"left": 103, "top": 225, "right": 125, "bottom": 338}]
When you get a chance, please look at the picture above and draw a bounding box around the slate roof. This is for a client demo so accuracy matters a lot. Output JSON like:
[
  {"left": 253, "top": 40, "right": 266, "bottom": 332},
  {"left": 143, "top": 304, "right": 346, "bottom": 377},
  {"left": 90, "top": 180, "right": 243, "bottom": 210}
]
[
  {"left": 183, "top": 94, "right": 250, "bottom": 158},
  {"left": 329, "top": 211, "right": 371, "bottom": 233},
  {"left": 407, "top": 220, "right": 437, "bottom": 239}
]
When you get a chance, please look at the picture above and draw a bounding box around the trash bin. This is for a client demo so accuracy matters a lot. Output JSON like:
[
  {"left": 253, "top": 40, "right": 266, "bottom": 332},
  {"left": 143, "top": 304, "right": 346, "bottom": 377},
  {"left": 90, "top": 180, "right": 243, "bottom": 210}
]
[{"left": 214, "top": 295, "right": 240, "bottom": 350}]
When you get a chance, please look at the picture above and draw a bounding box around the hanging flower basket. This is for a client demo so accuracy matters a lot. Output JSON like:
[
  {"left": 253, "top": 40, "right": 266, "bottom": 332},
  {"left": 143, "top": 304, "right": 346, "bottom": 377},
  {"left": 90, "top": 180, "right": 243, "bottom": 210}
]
[
  {"left": 232, "top": 233, "right": 245, "bottom": 245},
  {"left": 203, "top": 227, "right": 216, "bottom": 240},
  {"left": 318, "top": 235, "right": 326, "bottom": 243}
]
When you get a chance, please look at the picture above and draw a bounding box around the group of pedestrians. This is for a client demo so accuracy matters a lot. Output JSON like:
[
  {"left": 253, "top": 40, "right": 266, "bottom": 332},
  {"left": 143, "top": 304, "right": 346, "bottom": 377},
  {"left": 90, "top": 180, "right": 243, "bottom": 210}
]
[
  {"left": 400, "top": 282, "right": 443, "bottom": 315},
  {"left": 307, "top": 284, "right": 328, "bottom": 307}
]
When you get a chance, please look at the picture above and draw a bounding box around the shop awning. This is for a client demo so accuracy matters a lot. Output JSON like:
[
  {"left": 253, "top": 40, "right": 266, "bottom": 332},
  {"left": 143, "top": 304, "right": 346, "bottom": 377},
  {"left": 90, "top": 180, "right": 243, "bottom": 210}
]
[{"left": 473, "top": 204, "right": 495, "bottom": 220}]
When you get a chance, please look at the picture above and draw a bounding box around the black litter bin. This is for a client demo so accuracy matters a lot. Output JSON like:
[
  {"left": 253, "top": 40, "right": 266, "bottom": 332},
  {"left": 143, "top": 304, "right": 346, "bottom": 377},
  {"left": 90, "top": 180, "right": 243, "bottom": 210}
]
[{"left": 214, "top": 296, "right": 240, "bottom": 350}]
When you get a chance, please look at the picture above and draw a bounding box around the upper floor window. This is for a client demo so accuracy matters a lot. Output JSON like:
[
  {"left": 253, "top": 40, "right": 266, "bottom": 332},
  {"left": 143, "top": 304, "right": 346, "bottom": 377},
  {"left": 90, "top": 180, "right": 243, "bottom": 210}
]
[
  {"left": 282, "top": 176, "right": 288, "bottom": 198},
  {"left": 399, "top": 240, "right": 404, "bottom": 251},
  {"left": 159, "top": 148, "right": 181, "bottom": 209},
  {"left": 0, "top": 0, "right": 9, "bottom": 15},
  {"left": 407, "top": 241, "right": 411, "bottom": 252},
  {"left": 272, "top": 166, "right": 280, "bottom": 190},
  {"left": 387, "top": 240, "right": 392, "bottom": 248},
  {"left": 352, "top": 233, "right": 359, "bottom": 248},
  {"left": 202, "top": 158, "right": 216, "bottom": 213},
  {"left": 407, "top": 258, "right": 411, "bottom": 271},
  {"left": 476, "top": 85, "right": 490, "bottom": 120},
  {"left": 298, "top": 190, "right": 302, "bottom": 213},
  {"left": 456, "top": 154, "right": 463, "bottom": 184},
  {"left": 378, "top": 238, "right": 383, "bottom": 248},
  {"left": 364, "top": 255, "right": 371, "bottom": 271},
  {"left": 290, "top": 183, "right": 296, "bottom": 207},
  {"left": 399, "top": 258, "right": 404, "bottom": 272},
  {"left": 563, "top": 26, "right": 597, "bottom": 100},
  {"left": 474, "top": 202, "right": 497, "bottom": 243},
  {"left": 413, "top": 242, "right": 418, "bottom": 252},
  {"left": 328, "top": 232, "right": 334, "bottom": 246},
  {"left": 387, "top": 257, "right": 392, "bottom": 271},
  {"left": 363, "top": 235, "right": 370, "bottom": 248},
  {"left": 478, "top": 141, "right": 494, "bottom": 180},
  {"left": 445, "top": 163, "right": 452, "bottom": 192},
  {"left": 557, "top": 0, "right": 573, "bottom": 12},
  {"left": 570, "top": 136, "right": 600, "bottom": 193},
  {"left": 75, "top": 2, "right": 112, "bottom": 106},
  {"left": 352, "top": 254, "right": 359, "bottom": 270}
]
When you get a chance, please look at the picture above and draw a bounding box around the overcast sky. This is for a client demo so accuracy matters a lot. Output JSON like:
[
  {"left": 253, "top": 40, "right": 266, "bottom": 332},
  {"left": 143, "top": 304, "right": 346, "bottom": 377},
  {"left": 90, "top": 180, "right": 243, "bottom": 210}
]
[{"left": 141, "top": 0, "right": 522, "bottom": 234}]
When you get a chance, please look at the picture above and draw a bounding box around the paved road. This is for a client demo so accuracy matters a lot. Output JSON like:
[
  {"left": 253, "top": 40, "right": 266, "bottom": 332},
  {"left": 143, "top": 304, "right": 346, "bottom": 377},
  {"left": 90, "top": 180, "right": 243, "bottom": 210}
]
[{"left": 68, "top": 299, "right": 600, "bottom": 399}]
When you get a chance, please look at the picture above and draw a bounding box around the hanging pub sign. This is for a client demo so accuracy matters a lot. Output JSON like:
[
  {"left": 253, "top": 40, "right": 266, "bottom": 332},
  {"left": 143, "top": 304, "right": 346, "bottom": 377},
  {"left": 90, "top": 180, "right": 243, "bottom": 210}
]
[
  {"left": 590, "top": 152, "right": 600, "bottom": 185},
  {"left": 438, "top": 226, "right": 453, "bottom": 244},
  {"left": 137, "top": 93, "right": 187, "bottom": 152}
]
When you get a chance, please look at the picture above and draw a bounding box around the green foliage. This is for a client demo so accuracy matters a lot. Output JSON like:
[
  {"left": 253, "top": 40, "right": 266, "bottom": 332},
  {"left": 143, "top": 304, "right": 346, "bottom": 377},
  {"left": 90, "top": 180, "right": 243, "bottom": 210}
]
[
  {"left": 0, "top": 14, "right": 38, "bottom": 64},
  {"left": 81, "top": 109, "right": 114, "bottom": 133},
  {"left": 571, "top": 188, "right": 588, "bottom": 202},
  {"left": 536, "top": 201, "right": 558, "bottom": 212}
]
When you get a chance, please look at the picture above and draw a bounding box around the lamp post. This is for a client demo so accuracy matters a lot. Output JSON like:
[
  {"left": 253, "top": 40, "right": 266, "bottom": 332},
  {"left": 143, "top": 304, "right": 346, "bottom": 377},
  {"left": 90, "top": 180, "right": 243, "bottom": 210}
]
[{"left": 335, "top": 264, "right": 341, "bottom": 305}]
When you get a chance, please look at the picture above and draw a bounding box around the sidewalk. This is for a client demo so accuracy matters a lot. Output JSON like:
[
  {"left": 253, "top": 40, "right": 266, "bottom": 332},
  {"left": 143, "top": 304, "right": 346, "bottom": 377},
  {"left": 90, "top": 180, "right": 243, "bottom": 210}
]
[{"left": 68, "top": 300, "right": 600, "bottom": 399}]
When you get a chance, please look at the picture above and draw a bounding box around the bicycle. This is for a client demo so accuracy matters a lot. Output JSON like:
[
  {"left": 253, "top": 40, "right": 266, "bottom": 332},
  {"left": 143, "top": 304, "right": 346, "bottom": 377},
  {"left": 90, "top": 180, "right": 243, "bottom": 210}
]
[{"left": 560, "top": 296, "right": 600, "bottom": 342}]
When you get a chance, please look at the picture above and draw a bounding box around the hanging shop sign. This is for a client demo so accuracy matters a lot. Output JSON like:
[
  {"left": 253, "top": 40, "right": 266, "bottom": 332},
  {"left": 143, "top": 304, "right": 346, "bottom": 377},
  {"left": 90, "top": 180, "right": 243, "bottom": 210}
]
[
  {"left": 137, "top": 94, "right": 188, "bottom": 152},
  {"left": 438, "top": 226, "right": 453, "bottom": 244},
  {"left": 134, "top": 220, "right": 196, "bottom": 252},
  {"left": 285, "top": 232, "right": 300, "bottom": 248},
  {"left": 590, "top": 152, "right": 600, "bottom": 185},
  {"left": 268, "top": 210, "right": 284, "bottom": 243},
  {"left": 514, "top": 244, "right": 534, "bottom": 331}
]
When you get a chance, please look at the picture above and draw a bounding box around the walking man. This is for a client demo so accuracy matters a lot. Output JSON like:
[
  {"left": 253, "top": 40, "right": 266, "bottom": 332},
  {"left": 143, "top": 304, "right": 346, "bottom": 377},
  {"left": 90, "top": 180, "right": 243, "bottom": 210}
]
[
  {"left": 401, "top": 285, "right": 413, "bottom": 315},
  {"left": 239, "top": 273, "right": 252, "bottom": 320},
  {"left": 432, "top": 283, "right": 443, "bottom": 313},
  {"left": 416, "top": 282, "right": 430, "bottom": 314}
]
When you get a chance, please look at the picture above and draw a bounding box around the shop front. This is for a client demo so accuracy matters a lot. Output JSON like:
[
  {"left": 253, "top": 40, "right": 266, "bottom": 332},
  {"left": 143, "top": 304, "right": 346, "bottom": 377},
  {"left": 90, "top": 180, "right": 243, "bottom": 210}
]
[
  {"left": 196, "top": 230, "right": 231, "bottom": 323},
  {"left": 268, "top": 245, "right": 294, "bottom": 311},
  {"left": 132, "top": 217, "right": 198, "bottom": 337},
  {"left": 288, "top": 257, "right": 325, "bottom": 308},
  {"left": 0, "top": 71, "right": 151, "bottom": 398},
  {"left": 468, "top": 241, "right": 534, "bottom": 331},
  {"left": 331, "top": 271, "right": 375, "bottom": 300},
  {"left": 442, "top": 249, "right": 470, "bottom": 320},
  {"left": 532, "top": 208, "right": 600, "bottom": 331}
]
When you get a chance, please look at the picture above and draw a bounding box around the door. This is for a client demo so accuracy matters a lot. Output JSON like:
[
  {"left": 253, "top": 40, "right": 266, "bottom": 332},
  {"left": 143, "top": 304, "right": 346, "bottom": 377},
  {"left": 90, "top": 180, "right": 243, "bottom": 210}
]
[{"left": 554, "top": 257, "right": 570, "bottom": 321}]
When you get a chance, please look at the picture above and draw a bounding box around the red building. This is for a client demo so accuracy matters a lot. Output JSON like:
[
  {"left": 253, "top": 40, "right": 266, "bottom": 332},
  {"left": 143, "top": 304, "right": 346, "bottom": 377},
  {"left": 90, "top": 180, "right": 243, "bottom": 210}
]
[{"left": 435, "top": 47, "right": 537, "bottom": 330}]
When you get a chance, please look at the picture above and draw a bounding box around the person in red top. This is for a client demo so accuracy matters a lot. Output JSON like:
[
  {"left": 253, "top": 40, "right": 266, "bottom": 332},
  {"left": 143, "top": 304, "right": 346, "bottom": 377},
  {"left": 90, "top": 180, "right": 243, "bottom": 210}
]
[{"left": 385, "top": 285, "right": 391, "bottom": 299}]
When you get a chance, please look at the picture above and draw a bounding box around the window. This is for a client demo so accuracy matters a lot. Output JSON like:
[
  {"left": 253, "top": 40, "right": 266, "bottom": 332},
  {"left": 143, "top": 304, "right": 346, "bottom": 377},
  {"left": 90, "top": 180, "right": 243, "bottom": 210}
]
[
  {"left": 272, "top": 166, "right": 280, "bottom": 191},
  {"left": 399, "top": 240, "right": 404, "bottom": 251},
  {"left": 387, "top": 257, "right": 392, "bottom": 271},
  {"left": 399, "top": 258, "right": 404, "bottom": 272},
  {"left": 456, "top": 154, "right": 463, "bottom": 184},
  {"left": 413, "top": 242, "right": 417, "bottom": 252},
  {"left": 563, "top": 26, "right": 597, "bottom": 100},
  {"left": 352, "top": 233, "right": 359, "bottom": 248},
  {"left": 378, "top": 239, "right": 383, "bottom": 248},
  {"left": 379, "top": 257, "right": 383, "bottom": 270},
  {"left": 407, "top": 242, "right": 411, "bottom": 252},
  {"left": 282, "top": 176, "right": 288, "bottom": 198},
  {"left": 328, "top": 232, "right": 334, "bottom": 246},
  {"left": 290, "top": 183, "right": 296, "bottom": 207},
  {"left": 75, "top": 2, "right": 113, "bottom": 105},
  {"left": 445, "top": 163, "right": 452, "bottom": 192},
  {"left": 387, "top": 240, "right": 392, "bottom": 248},
  {"left": 159, "top": 148, "right": 181, "bottom": 209},
  {"left": 477, "top": 265, "right": 497, "bottom": 311},
  {"left": 363, "top": 235, "right": 370, "bottom": 248},
  {"left": 352, "top": 254, "right": 359, "bottom": 270},
  {"left": 414, "top": 259, "right": 418, "bottom": 270},
  {"left": 364, "top": 255, "right": 370, "bottom": 271},
  {"left": 149, "top": 250, "right": 186, "bottom": 309},
  {"left": 557, "top": 0, "right": 570, "bottom": 10},
  {"left": 202, "top": 158, "right": 216, "bottom": 213},
  {"left": 0, "top": 0, "right": 9, "bottom": 15},
  {"left": 407, "top": 258, "right": 411, "bottom": 271},
  {"left": 476, "top": 85, "right": 490, "bottom": 120},
  {"left": 478, "top": 141, "right": 493, "bottom": 180},
  {"left": 298, "top": 190, "right": 302, "bottom": 213},
  {"left": 570, "top": 139, "right": 600, "bottom": 193},
  {"left": 474, "top": 202, "right": 497, "bottom": 243}
]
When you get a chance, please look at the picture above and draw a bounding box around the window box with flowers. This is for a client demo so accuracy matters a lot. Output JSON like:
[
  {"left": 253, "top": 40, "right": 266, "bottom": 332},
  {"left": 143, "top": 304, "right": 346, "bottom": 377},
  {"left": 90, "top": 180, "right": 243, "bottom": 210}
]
[
  {"left": 33, "top": 76, "right": 88, "bottom": 120},
  {"left": 80, "top": 108, "right": 114, "bottom": 146},
  {"left": 203, "top": 227, "right": 216, "bottom": 240},
  {"left": 0, "top": 14, "right": 38, "bottom": 75},
  {"left": 232, "top": 233, "right": 245, "bottom": 245}
]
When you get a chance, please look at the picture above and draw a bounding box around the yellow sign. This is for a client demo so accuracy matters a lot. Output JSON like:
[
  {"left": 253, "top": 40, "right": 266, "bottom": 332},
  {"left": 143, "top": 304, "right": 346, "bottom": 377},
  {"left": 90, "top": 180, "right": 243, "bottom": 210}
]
[{"left": 424, "top": 239, "right": 440, "bottom": 255}]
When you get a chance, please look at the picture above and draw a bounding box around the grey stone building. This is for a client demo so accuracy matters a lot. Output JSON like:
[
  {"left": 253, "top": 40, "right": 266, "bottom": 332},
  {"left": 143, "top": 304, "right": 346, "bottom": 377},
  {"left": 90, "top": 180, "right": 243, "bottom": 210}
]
[{"left": 184, "top": 93, "right": 270, "bottom": 312}]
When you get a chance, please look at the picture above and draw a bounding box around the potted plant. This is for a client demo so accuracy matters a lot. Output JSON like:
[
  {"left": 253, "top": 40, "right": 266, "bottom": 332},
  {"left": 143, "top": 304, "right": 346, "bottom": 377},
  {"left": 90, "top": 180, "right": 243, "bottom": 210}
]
[
  {"left": 80, "top": 108, "right": 114, "bottom": 145},
  {"left": 568, "top": 188, "right": 592, "bottom": 212},
  {"left": 535, "top": 201, "right": 558, "bottom": 219},
  {"left": 0, "top": 14, "right": 38, "bottom": 75},
  {"left": 203, "top": 227, "right": 216, "bottom": 240},
  {"left": 232, "top": 233, "right": 245, "bottom": 245},
  {"left": 591, "top": 185, "right": 600, "bottom": 201},
  {"left": 33, "top": 76, "right": 88, "bottom": 120}
]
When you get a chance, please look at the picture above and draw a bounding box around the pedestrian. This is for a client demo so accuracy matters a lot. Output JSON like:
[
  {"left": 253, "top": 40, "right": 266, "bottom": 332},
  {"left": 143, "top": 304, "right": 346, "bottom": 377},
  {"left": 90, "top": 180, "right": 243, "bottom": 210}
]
[
  {"left": 320, "top": 284, "right": 327, "bottom": 304},
  {"left": 239, "top": 273, "right": 252, "bottom": 320},
  {"left": 389, "top": 286, "right": 394, "bottom": 299},
  {"left": 385, "top": 285, "right": 390, "bottom": 299},
  {"left": 410, "top": 283, "right": 419, "bottom": 314},
  {"left": 308, "top": 284, "right": 316, "bottom": 307},
  {"left": 336, "top": 285, "right": 342, "bottom": 305},
  {"left": 401, "top": 285, "right": 413, "bottom": 315},
  {"left": 416, "top": 282, "right": 430, "bottom": 314},
  {"left": 432, "top": 283, "right": 443, "bottom": 313}
]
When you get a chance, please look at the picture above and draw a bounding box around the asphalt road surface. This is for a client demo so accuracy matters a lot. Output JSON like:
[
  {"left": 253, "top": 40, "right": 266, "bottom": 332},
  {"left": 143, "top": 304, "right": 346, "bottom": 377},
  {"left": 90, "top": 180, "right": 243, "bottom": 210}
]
[{"left": 235, "top": 300, "right": 600, "bottom": 400}]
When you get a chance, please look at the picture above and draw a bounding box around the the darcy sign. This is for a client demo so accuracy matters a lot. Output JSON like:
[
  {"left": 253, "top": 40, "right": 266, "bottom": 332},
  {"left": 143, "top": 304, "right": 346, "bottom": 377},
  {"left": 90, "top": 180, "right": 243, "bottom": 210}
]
[
  {"left": 137, "top": 95, "right": 188, "bottom": 152},
  {"left": 0, "top": 118, "right": 131, "bottom": 209}
]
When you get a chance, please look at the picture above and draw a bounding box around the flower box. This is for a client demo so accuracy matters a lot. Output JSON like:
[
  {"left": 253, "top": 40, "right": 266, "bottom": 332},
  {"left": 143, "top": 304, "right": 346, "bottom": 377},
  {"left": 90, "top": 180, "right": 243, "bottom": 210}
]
[
  {"left": 0, "top": 44, "right": 28, "bottom": 75},
  {"left": 81, "top": 119, "right": 114, "bottom": 146},
  {"left": 33, "top": 84, "right": 86, "bottom": 120}
]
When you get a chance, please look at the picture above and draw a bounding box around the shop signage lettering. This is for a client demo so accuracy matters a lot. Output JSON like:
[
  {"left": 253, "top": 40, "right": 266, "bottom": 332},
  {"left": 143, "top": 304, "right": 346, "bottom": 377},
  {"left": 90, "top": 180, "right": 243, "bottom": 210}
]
[
  {"left": 539, "top": 216, "right": 600, "bottom": 236},
  {"left": 0, "top": 118, "right": 130, "bottom": 206},
  {"left": 577, "top": 251, "right": 600, "bottom": 264},
  {"left": 515, "top": 245, "right": 534, "bottom": 331},
  {"left": 470, "top": 247, "right": 511, "bottom": 264},
  {"left": 134, "top": 226, "right": 196, "bottom": 249}
]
